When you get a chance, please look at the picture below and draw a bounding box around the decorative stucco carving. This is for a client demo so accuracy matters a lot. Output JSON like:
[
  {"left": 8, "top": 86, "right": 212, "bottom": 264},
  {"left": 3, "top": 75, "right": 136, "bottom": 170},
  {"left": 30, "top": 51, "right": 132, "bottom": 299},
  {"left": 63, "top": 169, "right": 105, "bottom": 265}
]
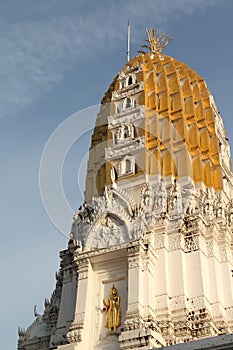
[
  {"left": 112, "top": 81, "right": 144, "bottom": 101},
  {"left": 206, "top": 240, "right": 214, "bottom": 257},
  {"left": 219, "top": 246, "right": 228, "bottom": 263},
  {"left": 71, "top": 176, "right": 233, "bottom": 255},
  {"left": 108, "top": 106, "right": 145, "bottom": 127},
  {"left": 168, "top": 233, "right": 181, "bottom": 251},
  {"left": 154, "top": 180, "right": 167, "bottom": 213},
  {"left": 105, "top": 136, "right": 145, "bottom": 160},
  {"left": 155, "top": 234, "right": 165, "bottom": 249}
]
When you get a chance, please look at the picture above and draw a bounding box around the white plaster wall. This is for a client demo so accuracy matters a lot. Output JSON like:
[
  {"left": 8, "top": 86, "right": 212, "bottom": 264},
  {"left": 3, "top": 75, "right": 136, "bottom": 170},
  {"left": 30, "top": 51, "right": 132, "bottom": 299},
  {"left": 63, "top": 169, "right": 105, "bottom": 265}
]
[
  {"left": 185, "top": 251, "right": 203, "bottom": 298},
  {"left": 82, "top": 263, "right": 96, "bottom": 349},
  {"left": 155, "top": 249, "right": 168, "bottom": 296},
  {"left": 128, "top": 263, "right": 140, "bottom": 306},
  {"left": 155, "top": 248, "right": 170, "bottom": 316},
  {"left": 145, "top": 253, "right": 156, "bottom": 317},
  {"left": 168, "top": 249, "right": 185, "bottom": 298},
  {"left": 208, "top": 256, "right": 219, "bottom": 305},
  {"left": 214, "top": 255, "right": 225, "bottom": 307},
  {"left": 199, "top": 249, "right": 211, "bottom": 304},
  {"left": 221, "top": 261, "right": 233, "bottom": 307}
]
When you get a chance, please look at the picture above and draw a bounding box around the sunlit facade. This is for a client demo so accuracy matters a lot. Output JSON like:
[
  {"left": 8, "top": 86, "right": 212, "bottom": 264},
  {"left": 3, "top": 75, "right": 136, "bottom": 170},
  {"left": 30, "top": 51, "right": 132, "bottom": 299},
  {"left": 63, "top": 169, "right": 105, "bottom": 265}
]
[{"left": 18, "top": 29, "right": 233, "bottom": 350}]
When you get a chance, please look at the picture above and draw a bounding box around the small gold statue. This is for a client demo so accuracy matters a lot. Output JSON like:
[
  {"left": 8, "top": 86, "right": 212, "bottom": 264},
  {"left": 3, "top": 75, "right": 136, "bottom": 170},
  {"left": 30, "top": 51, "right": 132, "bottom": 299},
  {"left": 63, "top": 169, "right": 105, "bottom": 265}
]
[{"left": 103, "top": 284, "right": 121, "bottom": 331}]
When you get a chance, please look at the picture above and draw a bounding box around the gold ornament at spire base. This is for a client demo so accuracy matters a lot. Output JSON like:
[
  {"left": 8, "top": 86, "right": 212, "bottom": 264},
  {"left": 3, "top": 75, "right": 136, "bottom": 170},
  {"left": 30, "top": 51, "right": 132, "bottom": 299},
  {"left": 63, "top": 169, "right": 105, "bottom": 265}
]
[{"left": 138, "top": 27, "right": 173, "bottom": 54}]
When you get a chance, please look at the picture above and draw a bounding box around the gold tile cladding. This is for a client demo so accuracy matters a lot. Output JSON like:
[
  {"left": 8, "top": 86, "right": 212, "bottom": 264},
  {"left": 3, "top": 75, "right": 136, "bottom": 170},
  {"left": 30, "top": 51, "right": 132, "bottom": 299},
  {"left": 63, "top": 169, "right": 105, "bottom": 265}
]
[{"left": 85, "top": 51, "right": 226, "bottom": 201}]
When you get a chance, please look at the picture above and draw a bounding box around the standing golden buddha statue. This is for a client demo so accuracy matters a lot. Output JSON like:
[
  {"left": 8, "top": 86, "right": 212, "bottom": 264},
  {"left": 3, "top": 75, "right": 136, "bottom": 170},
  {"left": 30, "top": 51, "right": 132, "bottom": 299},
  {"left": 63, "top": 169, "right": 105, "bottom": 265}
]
[{"left": 103, "top": 285, "right": 121, "bottom": 331}]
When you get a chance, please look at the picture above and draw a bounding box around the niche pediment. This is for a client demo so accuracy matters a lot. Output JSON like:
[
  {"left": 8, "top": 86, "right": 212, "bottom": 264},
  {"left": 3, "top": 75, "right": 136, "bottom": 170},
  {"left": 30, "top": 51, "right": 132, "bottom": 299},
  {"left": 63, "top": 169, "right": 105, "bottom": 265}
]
[{"left": 85, "top": 213, "right": 130, "bottom": 250}]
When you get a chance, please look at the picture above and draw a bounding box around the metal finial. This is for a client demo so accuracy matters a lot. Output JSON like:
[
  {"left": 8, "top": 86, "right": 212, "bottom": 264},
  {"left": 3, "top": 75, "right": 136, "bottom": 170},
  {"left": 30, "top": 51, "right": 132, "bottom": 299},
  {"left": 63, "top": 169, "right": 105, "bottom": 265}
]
[
  {"left": 127, "top": 21, "right": 131, "bottom": 62},
  {"left": 138, "top": 27, "right": 173, "bottom": 55}
]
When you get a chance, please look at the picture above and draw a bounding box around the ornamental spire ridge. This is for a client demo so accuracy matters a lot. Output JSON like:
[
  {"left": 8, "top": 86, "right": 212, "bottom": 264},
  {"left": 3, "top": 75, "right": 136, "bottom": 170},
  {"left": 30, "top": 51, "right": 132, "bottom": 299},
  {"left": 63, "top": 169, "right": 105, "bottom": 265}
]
[{"left": 138, "top": 27, "right": 173, "bottom": 54}]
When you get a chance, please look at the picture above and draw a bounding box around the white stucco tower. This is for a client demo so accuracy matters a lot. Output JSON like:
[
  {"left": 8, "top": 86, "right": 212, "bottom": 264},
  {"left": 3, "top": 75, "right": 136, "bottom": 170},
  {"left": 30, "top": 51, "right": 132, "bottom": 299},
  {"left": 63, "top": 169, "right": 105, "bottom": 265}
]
[{"left": 18, "top": 28, "right": 233, "bottom": 350}]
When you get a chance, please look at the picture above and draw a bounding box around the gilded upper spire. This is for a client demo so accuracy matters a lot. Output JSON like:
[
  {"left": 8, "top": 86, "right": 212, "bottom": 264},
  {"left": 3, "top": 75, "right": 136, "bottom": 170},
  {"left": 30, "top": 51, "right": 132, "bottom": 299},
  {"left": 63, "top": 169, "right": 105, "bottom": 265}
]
[
  {"left": 85, "top": 27, "right": 231, "bottom": 201},
  {"left": 138, "top": 27, "right": 173, "bottom": 54}
]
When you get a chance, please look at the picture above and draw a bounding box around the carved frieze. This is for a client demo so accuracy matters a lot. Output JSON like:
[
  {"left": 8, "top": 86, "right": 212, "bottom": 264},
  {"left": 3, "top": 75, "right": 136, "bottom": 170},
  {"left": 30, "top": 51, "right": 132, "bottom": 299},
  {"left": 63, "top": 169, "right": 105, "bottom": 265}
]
[
  {"left": 206, "top": 240, "right": 214, "bottom": 257},
  {"left": 186, "top": 309, "right": 213, "bottom": 338},
  {"left": 71, "top": 177, "right": 233, "bottom": 254},
  {"left": 128, "top": 256, "right": 140, "bottom": 269},
  {"left": 168, "top": 233, "right": 181, "bottom": 251},
  {"left": 105, "top": 136, "right": 145, "bottom": 160},
  {"left": 173, "top": 320, "right": 190, "bottom": 337},
  {"left": 66, "top": 328, "right": 82, "bottom": 343},
  {"left": 108, "top": 106, "right": 145, "bottom": 127},
  {"left": 219, "top": 246, "right": 228, "bottom": 263},
  {"left": 157, "top": 320, "right": 173, "bottom": 336},
  {"left": 124, "top": 316, "right": 147, "bottom": 331},
  {"left": 154, "top": 180, "right": 167, "bottom": 213},
  {"left": 184, "top": 233, "right": 199, "bottom": 253},
  {"left": 67, "top": 312, "right": 85, "bottom": 344},
  {"left": 155, "top": 234, "right": 164, "bottom": 249},
  {"left": 127, "top": 244, "right": 140, "bottom": 257},
  {"left": 187, "top": 296, "right": 207, "bottom": 311},
  {"left": 170, "top": 296, "right": 186, "bottom": 310},
  {"left": 112, "top": 81, "right": 144, "bottom": 101}
]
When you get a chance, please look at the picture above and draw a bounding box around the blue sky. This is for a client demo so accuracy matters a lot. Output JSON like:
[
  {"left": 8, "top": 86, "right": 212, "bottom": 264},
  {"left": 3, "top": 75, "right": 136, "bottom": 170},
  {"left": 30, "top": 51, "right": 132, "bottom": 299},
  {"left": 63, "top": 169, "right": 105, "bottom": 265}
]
[{"left": 0, "top": 1, "right": 233, "bottom": 349}]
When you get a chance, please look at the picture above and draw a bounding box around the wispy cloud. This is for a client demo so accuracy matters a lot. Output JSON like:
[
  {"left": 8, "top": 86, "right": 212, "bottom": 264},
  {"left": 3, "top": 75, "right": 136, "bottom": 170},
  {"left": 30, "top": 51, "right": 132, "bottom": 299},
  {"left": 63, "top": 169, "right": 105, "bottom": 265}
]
[{"left": 0, "top": 0, "right": 219, "bottom": 118}]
